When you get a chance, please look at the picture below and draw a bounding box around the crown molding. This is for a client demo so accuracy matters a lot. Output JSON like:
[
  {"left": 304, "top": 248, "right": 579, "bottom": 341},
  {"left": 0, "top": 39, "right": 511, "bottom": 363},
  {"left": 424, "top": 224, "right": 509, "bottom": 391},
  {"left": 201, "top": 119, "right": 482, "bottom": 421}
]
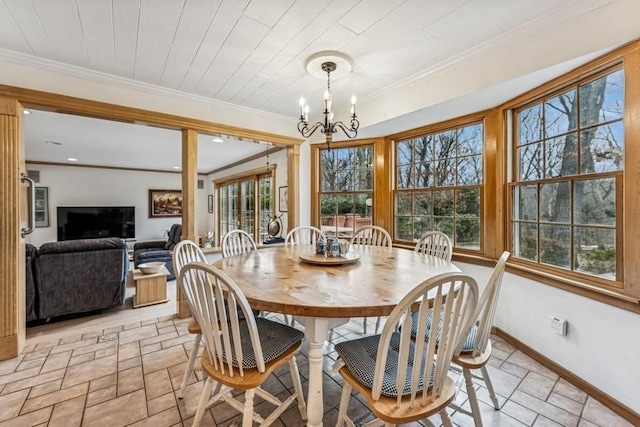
[
  {"left": 361, "top": 0, "right": 616, "bottom": 103},
  {"left": 0, "top": 48, "right": 295, "bottom": 124}
]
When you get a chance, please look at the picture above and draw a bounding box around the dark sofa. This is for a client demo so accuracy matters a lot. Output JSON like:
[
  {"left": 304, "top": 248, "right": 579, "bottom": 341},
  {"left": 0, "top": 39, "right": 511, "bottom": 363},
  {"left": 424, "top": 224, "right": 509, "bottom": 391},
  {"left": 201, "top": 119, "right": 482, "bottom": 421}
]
[
  {"left": 26, "top": 237, "right": 128, "bottom": 321},
  {"left": 133, "top": 224, "right": 181, "bottom": 280},
  {"left": 25, "top": 244, "right": 38, "bottom": 322}
]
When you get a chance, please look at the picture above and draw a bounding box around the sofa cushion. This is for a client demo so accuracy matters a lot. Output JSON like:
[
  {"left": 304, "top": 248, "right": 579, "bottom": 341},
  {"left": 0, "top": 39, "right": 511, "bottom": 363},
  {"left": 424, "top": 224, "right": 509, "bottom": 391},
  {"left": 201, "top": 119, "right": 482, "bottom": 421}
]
[
  {"left": 39, "top": 237, "right": 126, "bottom": 255},
  {"left": 163, "top": 224, "right": 182, "bottom": 250},
  {"left": 137, "top": 250, "right": 175, "bottom": 280}
]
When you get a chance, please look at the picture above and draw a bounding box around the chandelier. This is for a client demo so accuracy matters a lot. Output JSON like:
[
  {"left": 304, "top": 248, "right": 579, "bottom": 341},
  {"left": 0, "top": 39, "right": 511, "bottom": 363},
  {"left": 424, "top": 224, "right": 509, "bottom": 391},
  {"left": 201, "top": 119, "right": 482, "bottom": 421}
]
[{"left": 297, "top": 53, "right": 359, "bottom": 149}]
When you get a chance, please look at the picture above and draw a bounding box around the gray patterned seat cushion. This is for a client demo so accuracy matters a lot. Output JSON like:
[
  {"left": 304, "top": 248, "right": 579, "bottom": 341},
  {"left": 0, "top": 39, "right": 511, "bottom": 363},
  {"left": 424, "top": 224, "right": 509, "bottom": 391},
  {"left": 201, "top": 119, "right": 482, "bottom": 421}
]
[
  {"left": 223, "top": 317, "right": 304, "bottom": 369},
  {"left": 410, "top": 310, "right": 478, "bottom": 353},
  {"left": 335, "top": 332, "right": 434, "bottom": 398}
]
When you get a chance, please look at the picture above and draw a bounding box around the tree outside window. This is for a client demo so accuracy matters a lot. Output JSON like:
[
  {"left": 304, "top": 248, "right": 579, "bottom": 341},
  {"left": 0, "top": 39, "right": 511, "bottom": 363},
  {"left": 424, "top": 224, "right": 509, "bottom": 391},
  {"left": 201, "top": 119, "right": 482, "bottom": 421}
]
[
  {"left": 512, "top": 67, "right": 623, "bottom": 281},
  {"left": 395, "top": 122, "right": 483, "bottom": 250}
]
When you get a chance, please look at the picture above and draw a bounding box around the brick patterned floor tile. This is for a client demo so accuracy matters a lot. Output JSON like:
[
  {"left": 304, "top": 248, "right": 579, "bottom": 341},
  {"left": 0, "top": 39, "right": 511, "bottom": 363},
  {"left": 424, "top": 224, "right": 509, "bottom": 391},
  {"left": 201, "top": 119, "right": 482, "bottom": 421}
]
[{"left": 8, "top": 314, "right": 627, "bottom": 427}]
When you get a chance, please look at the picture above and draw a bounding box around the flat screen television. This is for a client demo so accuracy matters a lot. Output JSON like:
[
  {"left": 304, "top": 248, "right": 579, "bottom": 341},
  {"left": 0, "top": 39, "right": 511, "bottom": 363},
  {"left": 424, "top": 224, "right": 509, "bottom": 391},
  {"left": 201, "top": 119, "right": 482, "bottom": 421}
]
[{"left": 57, "top": 206, "right": 135, "bottom": 241}]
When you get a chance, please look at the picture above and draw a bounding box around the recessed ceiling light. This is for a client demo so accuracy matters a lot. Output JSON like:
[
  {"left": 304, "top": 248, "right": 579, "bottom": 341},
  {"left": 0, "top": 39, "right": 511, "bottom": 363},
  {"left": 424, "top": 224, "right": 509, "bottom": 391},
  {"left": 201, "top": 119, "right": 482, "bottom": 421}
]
[
  {"left": 67, "top": 157, "right": 78, "bottom": 162},
  {"left": 172, "top": 166, "right": 181, "bottom": 170},
  {"left": 212, "top": 137, "right": 223, "bottom": 143},
  {"left": 23, "top": 110, "right": 31, "bottom": 115}
]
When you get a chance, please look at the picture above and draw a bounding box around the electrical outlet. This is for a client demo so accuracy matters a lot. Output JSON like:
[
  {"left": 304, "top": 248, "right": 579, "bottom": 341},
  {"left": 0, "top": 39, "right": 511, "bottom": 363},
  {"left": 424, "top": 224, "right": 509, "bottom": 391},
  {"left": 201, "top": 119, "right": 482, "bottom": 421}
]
[{"left": 550, "top": 316, "right": 567, "bottom": 335}]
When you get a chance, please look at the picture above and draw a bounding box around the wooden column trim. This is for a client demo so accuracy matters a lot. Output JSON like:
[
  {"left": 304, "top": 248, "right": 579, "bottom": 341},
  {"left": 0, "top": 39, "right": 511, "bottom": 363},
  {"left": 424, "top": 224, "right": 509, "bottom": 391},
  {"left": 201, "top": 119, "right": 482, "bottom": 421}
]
[
  {"left": 374, "top": 138, "right": 391, "bottom": 232},
  {"left": 310, "top": 144, "right": 318, "bottom": 227},
  {"left": 623, "top": 47, "right": 640, "bottom": 297},
  {"left": 287, "top": 144, "right": 299, "bottom": 229},
  {"left": 483, "top": 109, "right": 504, "bottom": 258},
  {"left": 0, "top": 97, "right": 25, "bottom": 360},
  {"left": 181, "top": 129, "right": 198, "bottom": 241},
  {"left": 177, "top": 128, "right": 198, "bottom": 319},
  {"left": 0, "top": 84, "right": 303, "bottom": 147}
]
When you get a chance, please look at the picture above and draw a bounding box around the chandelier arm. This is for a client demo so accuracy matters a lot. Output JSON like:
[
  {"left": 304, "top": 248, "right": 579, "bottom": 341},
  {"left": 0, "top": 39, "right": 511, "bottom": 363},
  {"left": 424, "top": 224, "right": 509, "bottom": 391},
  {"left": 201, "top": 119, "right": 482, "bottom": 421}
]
[
  {"left": 298, "top": 121, "right": 326, "bottom": 139},
  {"left": 332, "top": 121, "right": 358, "bottom": 139},
  {"left": 297, "top": 120, "right": 308, "bottom": 134},
  {"left": 350, "top": 116, "right": 360, "bottom": 131}
]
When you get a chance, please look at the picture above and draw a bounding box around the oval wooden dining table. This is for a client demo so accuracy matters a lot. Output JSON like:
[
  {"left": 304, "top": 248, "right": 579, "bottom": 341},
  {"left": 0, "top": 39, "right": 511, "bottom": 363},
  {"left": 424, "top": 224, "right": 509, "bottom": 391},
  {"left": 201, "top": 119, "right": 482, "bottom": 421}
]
[{"left": 213, "top": 244, "right": 460, "bottom": 427}]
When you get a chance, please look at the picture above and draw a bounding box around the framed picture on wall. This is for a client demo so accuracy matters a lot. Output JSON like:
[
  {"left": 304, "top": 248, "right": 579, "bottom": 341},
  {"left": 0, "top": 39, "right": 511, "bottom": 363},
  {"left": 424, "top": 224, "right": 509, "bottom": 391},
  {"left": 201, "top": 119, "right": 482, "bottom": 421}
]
[
  {"left": 279, "top": 186, "right": 288, "bottom": 212},
  {"left": 149, "top": 189, "right": 182, "bottom": 218},
  {"left": 34, "top": 187, "right": 49, "bottom": 227}
]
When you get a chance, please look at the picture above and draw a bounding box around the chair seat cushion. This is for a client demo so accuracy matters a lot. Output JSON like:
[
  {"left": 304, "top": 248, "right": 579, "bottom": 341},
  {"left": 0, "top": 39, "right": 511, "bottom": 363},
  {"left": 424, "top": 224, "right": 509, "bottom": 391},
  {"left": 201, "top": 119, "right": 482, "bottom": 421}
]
[
  {"left": 227, "top": 318, "right": 304, "bottom": 369},
  {"left": 410, "top": 310, "right": 478, "bottom": 353},
  {"left": 335, "top": 332, "right": 434, "bottom": 397}
]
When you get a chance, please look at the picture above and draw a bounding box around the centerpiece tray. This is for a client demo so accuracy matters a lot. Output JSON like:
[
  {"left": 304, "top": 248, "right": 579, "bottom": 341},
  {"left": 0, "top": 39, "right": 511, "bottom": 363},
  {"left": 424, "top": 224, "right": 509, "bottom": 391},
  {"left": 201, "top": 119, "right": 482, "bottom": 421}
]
[{"left": 298, "top": 251, "right": 360, "bottom": 266}]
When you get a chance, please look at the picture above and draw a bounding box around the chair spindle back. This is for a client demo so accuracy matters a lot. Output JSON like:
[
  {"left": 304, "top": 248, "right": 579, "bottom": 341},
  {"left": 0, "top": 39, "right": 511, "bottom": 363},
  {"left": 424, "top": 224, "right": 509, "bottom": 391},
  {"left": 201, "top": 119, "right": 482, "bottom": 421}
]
[
  {"left": 350, "top": 225, "right": 392, "bottom": 249},
  {"left": 466, "top": 251, "right": 510, "bottom": 357},
  {"left": 373, "top": 273, "right": 479, "bottom": 407},
  {"left": 180, "top": 262, "right": 264, "bottom": 377},
  {"left": 285, "top": 226, "right": 326, "bottom": 246},
  {"left": 414, "top": 231, "right": 453, "bottom": 262},
  {"left": 221, "top": 229, "right": 257, "bottom": 258}
]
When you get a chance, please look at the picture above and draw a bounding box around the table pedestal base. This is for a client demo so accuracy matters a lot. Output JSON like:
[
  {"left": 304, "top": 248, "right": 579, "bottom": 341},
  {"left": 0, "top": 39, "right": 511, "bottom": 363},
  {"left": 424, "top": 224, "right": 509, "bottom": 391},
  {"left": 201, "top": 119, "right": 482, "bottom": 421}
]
[{"left": 294, "top": 316, "right": 349, "bottom": 427}]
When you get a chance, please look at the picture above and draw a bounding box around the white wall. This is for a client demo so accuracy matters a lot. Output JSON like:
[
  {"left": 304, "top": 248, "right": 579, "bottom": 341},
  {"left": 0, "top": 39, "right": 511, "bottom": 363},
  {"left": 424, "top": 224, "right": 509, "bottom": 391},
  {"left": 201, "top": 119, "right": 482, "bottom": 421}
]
[
  {"left": 25, "top": 164, "right": 210, "bottom": 246},
  {"left": 457, "top": 261, "right": 640, "bottom": 413}
]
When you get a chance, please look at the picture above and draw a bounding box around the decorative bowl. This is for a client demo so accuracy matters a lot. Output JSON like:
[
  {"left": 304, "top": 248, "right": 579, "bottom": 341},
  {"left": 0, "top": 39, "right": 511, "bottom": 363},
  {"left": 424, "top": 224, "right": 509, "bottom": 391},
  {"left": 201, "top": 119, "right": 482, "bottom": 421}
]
[{"left": 138, "top": 261, "right": 165, "bottom": 275}]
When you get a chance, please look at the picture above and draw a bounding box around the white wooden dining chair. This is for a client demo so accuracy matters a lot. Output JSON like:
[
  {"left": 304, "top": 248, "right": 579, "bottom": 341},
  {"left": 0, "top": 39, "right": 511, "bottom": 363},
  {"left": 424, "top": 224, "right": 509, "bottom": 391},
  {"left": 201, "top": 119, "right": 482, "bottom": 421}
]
[
  {"left": 221, "top": 229, "right": 289, "bottom": 325},
  {"left": 414, "top": 231, "right": 453, "bottom": 262},
  {"left": 350, "top": 225, "right": 393, "bottom": 334},
  {"left": 172, "top": 240, "right": 208, "bottom": 399},
  {"left": 449, "top": 251, "right": 510, "bottom": 427},
  {"left": 285, "top": 225, "right": 326, "bottom": 246},
  {"left": 350, "top": 225, "right": 393, "bottom": 250},
  {"left": 221, "top": 229, "right": 258, "bottom": 258},
  {"left": 410, "top": 252, "right": 510, "bottom": 427},
  {"left": 284, "top": 226, "right": 326, "bottom": 326},
  {"left": 333, "top": 272, "right": 479, "bottom": 427},
  {"left": 180, "top": 262, "right": 307, "bottom": 427}
]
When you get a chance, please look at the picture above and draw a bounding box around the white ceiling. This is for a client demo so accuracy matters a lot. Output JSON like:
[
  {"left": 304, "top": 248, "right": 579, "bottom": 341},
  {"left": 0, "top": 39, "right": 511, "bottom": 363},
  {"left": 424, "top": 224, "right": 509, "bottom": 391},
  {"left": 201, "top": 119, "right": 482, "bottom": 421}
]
[
  {"left": 1, "top": 0, "right": 634, "bottom": 172},
  {"left": 23, "top": 109, "right": 271, "bottom": 174}
]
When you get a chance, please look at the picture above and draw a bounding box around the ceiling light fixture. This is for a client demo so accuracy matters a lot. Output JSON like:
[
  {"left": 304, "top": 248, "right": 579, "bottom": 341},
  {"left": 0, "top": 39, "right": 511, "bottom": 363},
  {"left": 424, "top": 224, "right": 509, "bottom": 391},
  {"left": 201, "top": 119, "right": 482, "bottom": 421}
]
[
  {"left": 67, "top": 157, "right": 78, "bottom": 162},
  {"left": 24, "top": 109, "right": 31, "bottom": 115},
  {"left": 172, "top": 166, "right": 181, "bottom": 170},
  {"left": 212, "top": 137, "right": 223, "bottom": 143},
  {"left": 297, "top": 51, "right": 359, "bottom": 150}
]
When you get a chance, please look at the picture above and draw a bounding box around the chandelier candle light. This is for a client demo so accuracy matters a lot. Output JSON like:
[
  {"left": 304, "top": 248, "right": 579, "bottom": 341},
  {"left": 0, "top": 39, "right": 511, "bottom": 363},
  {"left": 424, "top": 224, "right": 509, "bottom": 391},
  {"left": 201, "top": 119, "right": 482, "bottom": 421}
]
[{"left": 297, "top": 52, "right": 359, "bottom": 149}]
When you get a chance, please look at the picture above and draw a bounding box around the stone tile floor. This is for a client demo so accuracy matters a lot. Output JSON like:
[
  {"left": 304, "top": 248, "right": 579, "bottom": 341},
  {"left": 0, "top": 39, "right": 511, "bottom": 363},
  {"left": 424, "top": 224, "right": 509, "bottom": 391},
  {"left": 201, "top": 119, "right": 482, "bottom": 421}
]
[{"left": 0, "top": 315, "right": 632, "bottom": 427}]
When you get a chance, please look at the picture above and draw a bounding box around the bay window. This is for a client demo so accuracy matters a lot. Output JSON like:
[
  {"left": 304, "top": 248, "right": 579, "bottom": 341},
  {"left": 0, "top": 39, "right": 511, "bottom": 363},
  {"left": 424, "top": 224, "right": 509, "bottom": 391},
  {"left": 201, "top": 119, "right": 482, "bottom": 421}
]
[
  {"left": 318, "top": 144, "right": 374, "bottom": 238},
  {"left": 394, "top": 122, "right": 484, "bottom": 250},
  {"left": 511, "top": 67, "right": 624, "bottom": 284}
]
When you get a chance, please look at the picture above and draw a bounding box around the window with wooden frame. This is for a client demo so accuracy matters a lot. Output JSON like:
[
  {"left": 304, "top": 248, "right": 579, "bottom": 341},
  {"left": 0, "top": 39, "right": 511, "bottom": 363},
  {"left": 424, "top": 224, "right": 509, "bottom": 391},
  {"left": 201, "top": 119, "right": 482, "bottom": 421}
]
[
  {"left": 510, "top": 66, "right": 624, "bottom": 286},
  {"left": 317, "top": 144, "right": 374, "bottom": 238},
  {"left": 217, "top": 169, "right": 274, "bottom": 244},
  {"left": 394, "top": 121, "right": 484, "bottom": 250}
]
